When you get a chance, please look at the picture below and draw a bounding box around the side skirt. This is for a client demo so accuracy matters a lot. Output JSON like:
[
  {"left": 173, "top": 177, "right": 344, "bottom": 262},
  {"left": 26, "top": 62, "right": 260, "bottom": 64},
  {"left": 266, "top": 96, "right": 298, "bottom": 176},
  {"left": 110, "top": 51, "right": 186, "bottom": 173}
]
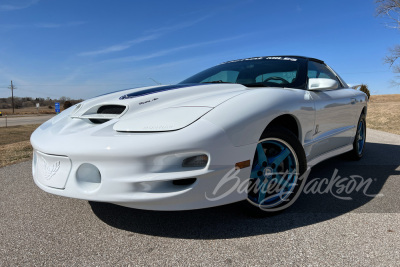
[{"left": 307, "top": 144, "right": 353, "bottom": 167}]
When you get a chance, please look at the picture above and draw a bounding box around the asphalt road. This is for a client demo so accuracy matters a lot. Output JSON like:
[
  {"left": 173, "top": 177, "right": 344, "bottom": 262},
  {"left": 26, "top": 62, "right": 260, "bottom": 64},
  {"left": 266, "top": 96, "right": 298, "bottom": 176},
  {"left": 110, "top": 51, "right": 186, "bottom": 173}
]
[
  {"left": 0, "top": 115, "right": 54, "bottom": 127},
  {"left": 1, "top": 128, "right": 400, "bottom": 266}
]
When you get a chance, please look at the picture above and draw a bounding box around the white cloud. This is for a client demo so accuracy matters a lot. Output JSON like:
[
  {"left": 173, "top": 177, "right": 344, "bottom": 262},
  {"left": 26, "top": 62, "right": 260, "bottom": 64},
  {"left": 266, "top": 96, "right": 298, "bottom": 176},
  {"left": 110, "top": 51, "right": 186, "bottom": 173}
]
[
  {"left": 35, "top": 21, "right": 86, "bottom": 28},
  {"left": 102, "top": 34, "right": 250, "bottom": 64},
  {"left": 78, "top": 34, "right": 160, "bottom": 56},
  {"left": 78, "top": 16, "right": 209, "bottom": 57},
  {"left": 0, "top": 21, "right": 85, "bottom": 30},
  {"left": 145, "top": 15, "right": 209, "bottom": 34},
  {"left": 0, "top": 0, "right": 39, "bottom": 11}
]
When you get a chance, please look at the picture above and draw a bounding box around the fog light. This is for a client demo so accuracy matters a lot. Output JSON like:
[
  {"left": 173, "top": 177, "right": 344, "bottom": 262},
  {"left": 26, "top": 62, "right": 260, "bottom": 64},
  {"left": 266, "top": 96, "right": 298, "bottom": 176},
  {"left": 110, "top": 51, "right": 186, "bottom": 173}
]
[
  {"left": 76, "top": 163, "right": 101, "bottom": 191},
  {"left": 182, "top": 154, "right": 208, "bottom": 168}
]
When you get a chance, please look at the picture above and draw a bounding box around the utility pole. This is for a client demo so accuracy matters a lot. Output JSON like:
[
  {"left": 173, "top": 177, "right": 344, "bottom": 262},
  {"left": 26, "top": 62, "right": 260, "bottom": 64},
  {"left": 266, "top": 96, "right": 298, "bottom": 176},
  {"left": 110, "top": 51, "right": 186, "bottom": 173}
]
[{"left": 8, "top": 80, "right": 16, "bottom": 114}]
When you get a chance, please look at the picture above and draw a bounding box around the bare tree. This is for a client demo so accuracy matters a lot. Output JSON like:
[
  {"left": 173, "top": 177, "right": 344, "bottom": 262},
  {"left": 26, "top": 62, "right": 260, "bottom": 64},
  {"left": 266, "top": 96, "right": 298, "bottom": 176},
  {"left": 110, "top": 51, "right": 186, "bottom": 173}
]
[
  {"left": 385, "top": 45, "right": 400, "bottom": 73},
  {"left": 376, "top": 0, "right": 400, "bottom": 28},
  {"left": 376, "top": 0, "right": 400, "bottom": 77}
]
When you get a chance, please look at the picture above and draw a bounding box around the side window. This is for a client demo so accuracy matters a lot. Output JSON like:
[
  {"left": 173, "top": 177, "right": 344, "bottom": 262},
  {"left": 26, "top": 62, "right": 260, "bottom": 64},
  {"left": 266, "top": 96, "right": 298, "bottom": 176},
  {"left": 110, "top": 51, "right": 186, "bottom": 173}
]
[{"left": 308, "top": 61, "right": 342, "bottom": 87}]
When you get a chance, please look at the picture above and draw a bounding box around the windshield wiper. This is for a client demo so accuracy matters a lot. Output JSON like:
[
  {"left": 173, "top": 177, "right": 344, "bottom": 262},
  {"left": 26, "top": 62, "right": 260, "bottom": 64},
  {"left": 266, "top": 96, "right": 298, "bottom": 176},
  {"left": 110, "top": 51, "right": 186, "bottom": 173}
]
[
  {"left": 201, "top": 81, "right": 232, "bottom": 84},
  {"left": 242, "top": 82, "right": 272, "bottom": 87}
]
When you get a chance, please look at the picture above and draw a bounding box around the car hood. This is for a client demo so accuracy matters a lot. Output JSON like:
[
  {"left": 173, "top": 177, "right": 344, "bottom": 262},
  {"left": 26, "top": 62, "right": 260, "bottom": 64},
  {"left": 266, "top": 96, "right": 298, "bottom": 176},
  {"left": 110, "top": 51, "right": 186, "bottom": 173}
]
[{"left": 63, "top": 83, "right": 249, "bottom": 132}]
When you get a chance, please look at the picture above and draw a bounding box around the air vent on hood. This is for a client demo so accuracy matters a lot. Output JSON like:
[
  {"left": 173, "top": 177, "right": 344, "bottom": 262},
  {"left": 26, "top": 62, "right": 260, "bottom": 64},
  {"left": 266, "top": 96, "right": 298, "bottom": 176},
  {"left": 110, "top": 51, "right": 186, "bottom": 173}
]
[
  {"left": 78, "top": 104, "right": 126, "bottom": 124},
  {"left": 90, "top": 105, "right": 126, "bottom": 124},
  {"left": 97, "top": 105, "right": 126, "bottom": 114}
]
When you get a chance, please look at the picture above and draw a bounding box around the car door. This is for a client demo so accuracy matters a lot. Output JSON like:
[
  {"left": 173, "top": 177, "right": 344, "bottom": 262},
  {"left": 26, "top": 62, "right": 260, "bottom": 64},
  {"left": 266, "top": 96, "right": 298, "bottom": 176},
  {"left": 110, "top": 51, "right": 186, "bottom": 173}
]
[{"left": 307, "top": 61, "right": 357, "bottom": 160}]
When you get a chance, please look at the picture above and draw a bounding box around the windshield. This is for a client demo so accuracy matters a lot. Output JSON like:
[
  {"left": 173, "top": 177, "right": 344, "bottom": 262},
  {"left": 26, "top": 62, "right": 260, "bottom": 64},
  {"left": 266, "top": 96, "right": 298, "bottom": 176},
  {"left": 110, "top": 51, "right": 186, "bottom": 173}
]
[{"left": 180, "top": 57, "right": 307, "bottom": 89}]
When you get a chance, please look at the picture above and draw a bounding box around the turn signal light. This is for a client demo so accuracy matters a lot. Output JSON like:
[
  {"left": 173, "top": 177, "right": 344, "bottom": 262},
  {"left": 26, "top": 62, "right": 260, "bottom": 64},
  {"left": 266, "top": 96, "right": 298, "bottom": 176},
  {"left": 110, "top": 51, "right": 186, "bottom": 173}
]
[{"left": 235, "top": 160, "right": 251, "bottom": 169}]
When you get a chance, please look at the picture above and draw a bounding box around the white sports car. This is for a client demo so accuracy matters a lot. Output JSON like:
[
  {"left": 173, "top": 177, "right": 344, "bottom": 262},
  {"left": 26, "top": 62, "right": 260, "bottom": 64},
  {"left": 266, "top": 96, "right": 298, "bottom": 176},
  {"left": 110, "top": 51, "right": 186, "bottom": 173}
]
[{"left": 31, "top": 56, "right": 367, "bottom": 212}]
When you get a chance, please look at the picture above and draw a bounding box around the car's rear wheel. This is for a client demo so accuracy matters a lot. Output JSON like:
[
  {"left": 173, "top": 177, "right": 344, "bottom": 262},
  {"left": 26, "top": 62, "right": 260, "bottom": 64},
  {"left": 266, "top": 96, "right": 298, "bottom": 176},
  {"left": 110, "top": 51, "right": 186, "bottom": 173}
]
[
  {"left": 246, "top": 127, "right": 307, "bottom": 216},
  {"left": 346, "top": 113, "right": 366, "bottom": 160}
]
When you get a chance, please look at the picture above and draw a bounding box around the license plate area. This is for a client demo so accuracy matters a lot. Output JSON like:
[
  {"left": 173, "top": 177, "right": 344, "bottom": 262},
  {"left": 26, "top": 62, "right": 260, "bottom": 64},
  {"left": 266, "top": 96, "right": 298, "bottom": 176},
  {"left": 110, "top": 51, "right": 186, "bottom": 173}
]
[{"left": 34, "top": 151, "right": 72, "bottom": 189}]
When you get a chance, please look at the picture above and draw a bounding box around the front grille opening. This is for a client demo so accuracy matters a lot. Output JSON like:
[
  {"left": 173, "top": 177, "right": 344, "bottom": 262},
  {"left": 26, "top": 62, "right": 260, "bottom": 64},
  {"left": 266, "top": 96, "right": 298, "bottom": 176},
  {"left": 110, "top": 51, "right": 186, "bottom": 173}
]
[
  {"left": 89, "top": 105, "right": 126, "bottom": 124},
  {"left": 172, "top": 178, "right": 197, "bottom": 186}
]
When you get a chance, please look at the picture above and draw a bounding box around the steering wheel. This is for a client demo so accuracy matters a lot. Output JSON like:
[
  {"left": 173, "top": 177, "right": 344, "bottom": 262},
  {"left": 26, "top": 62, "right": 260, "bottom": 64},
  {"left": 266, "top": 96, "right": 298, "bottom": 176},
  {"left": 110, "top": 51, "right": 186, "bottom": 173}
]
[{"left": 264, "top": 76, "right": 290, "bottom": 84}]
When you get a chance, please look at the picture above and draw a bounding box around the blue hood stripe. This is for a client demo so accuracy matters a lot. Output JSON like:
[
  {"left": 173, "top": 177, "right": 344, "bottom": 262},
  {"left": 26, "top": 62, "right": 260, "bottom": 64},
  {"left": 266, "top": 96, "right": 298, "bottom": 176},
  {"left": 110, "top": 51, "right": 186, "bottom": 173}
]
[{"left": 119, "top": 84, "right": 206, "bottom": 100}]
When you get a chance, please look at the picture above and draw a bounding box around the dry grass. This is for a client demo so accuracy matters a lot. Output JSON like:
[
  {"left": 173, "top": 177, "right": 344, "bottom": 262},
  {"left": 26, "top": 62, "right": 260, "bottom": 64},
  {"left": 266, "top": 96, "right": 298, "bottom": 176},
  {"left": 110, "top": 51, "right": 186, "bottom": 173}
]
[
  {"left": 0, "top": 124, "right": 40, "bottom": 145},
  {"left": 369, "top": 94, "right": 400, "bottom": 103},
  {"left": 0, "top": 124, "right": 40, "bottom": 167},
  {"left": 0, "top": 106, "right": 60, "bottom": 115},
  {"left": 0, "top": 140, "right": 32, "bottom": 168},
  {"left": 367, "top": 94, "right": 400, "bottom": 135}
]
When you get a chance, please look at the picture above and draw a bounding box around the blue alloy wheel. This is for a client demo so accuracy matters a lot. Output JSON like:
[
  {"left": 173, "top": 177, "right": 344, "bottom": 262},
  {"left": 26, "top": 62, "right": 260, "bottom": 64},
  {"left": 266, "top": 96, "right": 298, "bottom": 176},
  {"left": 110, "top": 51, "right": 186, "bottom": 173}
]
[
  {"left": 248, "top": 138, "right": 299, "bottom": 209},
  {"left": 346, "top": 113, "right": 366, "bottom": 161},
  {"left": 357, "top": 120, "right": 365, "bottom": 155}
]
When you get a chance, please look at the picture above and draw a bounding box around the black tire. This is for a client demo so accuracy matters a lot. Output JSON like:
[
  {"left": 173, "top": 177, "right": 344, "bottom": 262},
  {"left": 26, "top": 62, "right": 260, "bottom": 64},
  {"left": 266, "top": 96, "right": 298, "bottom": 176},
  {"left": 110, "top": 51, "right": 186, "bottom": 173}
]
[
  {"left": 346, "top": 113, "right": 366, "bottom": 161},
  {"left": 244, "top": 126, "right": 307, "bottom": 217}
]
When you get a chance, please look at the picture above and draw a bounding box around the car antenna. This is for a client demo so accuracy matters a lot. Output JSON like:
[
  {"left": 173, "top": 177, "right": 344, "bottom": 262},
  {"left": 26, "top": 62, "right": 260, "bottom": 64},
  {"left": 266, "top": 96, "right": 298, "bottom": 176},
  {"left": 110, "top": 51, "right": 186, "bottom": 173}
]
[{"left": 149, "top": 77, "right": 162, "bottom": 85}]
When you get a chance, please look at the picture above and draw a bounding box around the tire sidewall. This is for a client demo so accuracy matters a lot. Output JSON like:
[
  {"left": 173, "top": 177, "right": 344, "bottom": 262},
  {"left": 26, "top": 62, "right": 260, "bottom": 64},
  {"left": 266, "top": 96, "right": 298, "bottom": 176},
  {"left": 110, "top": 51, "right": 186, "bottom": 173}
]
[
  {"left": 247, "top": 127, "right": 307, "bottom": 213},
  {"left": 353, "top": 113, "right": 367, "bottom": 159}
]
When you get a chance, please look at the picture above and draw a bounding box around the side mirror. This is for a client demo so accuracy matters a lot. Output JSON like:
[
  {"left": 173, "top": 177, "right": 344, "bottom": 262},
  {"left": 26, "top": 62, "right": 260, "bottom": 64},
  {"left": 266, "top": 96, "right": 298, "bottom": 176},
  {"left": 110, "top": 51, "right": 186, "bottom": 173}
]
[{"left": 308, "top": 78, "right": 339, "bottom": 90}]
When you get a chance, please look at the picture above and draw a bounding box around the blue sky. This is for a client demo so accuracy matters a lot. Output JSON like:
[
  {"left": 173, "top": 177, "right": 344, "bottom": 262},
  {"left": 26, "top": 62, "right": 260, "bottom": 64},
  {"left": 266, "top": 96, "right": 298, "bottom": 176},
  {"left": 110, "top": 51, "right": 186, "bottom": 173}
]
[{"left": 0, "top": 0, "right": 398, "bottom": 99}]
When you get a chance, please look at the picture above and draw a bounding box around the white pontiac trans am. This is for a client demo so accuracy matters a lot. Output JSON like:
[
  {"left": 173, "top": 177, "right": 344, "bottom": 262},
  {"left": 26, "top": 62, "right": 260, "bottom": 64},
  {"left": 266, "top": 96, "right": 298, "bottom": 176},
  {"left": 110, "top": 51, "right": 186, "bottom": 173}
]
[{"left": 31, "top": 56, "right": 367, "bottom": 212}]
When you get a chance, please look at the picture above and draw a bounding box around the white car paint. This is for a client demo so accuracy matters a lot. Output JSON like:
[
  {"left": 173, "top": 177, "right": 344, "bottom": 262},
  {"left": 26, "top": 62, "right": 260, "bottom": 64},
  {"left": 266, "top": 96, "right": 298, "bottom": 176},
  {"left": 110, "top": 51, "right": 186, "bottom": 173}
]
[{"left": 30, "top": 56, "right": 368, "bottom": 210}]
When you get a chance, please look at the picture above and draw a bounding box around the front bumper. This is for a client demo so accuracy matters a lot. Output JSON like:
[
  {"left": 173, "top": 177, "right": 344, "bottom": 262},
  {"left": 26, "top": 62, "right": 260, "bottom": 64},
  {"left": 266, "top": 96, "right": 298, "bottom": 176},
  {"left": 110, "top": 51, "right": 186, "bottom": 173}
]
[{"left": 31, "top": 117, "right": 255, "bottom": 210}]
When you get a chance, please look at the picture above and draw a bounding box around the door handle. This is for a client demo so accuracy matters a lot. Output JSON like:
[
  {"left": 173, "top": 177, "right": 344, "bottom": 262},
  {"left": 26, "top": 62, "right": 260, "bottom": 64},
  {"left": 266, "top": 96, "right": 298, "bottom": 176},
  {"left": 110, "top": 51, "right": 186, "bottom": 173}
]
[{"left": 351, "top": 98, "right": 356, "bottom": 104}]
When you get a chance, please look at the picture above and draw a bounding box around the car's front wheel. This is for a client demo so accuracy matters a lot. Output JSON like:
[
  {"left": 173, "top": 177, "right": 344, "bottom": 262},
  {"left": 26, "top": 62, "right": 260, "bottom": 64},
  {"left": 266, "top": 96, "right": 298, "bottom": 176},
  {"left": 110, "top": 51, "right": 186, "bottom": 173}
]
[{"left": 246, "top": 127, "right": 307, "bottom": 215}]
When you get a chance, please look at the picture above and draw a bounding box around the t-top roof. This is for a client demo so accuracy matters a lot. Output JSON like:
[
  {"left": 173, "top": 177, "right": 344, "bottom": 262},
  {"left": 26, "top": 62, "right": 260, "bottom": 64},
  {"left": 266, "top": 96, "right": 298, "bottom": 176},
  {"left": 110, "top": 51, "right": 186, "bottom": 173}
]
[{"left": 222, "top": 55, "right": 325, "bottom": 65}]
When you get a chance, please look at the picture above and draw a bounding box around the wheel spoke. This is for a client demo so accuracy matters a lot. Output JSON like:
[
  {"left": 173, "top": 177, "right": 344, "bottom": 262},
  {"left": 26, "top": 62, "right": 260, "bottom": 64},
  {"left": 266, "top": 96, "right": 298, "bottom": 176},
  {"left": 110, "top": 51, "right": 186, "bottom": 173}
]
[
  {"left": 285, "top": 171, "right": 297, "bottom": 190},
  {"left": 273, "top": 172, "right": 295, "bottom": 189},
  {"left": 249, "top": 138, "right": 299, "bottom": 207},
  {"left": 273, "top": 174, "right": 286, "bottom": 187},
  {"left": 250, "top": 164, "right": 261, "bottom": 178},
  {"left": 257, "top": 182, "right": 267, "bottom": 204},
  {"left": 358, "top": 122, "right": 363, "bottom": 140},
  {"left": 269, "top": 148, "right": 290, "bottom": 167},
  {"left": 256, "top": 143, "right": 267, "bottom": 163},
  {"left": 357, "top": 121, "right": 365, "bottom": 154},
  {"left": 361, "top": 124, "right": 364, "bottom": 139}
]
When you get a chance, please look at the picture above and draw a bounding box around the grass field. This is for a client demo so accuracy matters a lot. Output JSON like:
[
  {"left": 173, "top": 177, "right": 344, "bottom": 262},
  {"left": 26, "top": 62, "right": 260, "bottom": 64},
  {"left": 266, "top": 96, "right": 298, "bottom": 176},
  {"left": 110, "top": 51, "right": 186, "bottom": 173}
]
[
  {"left": 0, "top": 124, "right": 40, "bottom": 167},
  {"left": 0, "top": 94, "right": 399, "bottom": 168},
  {"left": 368, "top": 94, "right": 400, "bottom": 135},
  {"left": 0, "top": 106, "right": 59, "bottom": 115}
]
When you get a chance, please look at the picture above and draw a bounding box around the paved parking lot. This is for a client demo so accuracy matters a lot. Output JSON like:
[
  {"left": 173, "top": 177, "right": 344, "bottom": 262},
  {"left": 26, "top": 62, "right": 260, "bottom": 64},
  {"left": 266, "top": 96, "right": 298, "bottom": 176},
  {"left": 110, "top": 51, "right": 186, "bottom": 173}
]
[
  {"left": 1, "top": 128, "right": 400, "bottom": 266},
  {"left": 0, "top": 115, "right": 54, "bottom": 127}
]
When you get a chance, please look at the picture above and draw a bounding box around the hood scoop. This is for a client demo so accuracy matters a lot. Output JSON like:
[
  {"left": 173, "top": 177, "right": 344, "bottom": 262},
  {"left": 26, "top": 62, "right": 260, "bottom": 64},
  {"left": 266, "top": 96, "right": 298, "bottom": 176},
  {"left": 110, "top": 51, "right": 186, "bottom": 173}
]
[
  {"left": 77, "top": 104, "right": 127, "bottom": 124},
  {"left": 97, "top": 105, "right": 126, "bottom": 114}
]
